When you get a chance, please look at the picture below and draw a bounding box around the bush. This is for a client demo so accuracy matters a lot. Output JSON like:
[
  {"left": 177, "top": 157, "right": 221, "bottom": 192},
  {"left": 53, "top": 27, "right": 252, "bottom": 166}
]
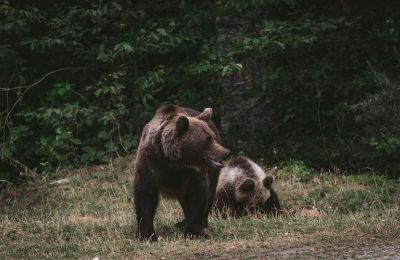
[
  {"left": 0, "top": 0, "right": 230, "bottom": 180},
  {"left": 1, "top": 0, "right": 400, "bottom": 180},
  {"left": 223, "top": 0, "right": 400, "bottom": 172}
]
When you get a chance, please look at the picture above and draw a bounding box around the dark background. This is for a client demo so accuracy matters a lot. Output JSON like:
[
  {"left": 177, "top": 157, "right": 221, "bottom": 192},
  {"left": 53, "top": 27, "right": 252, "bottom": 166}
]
[{"left": 1, "top": 0, "right": 399, "bottom": 182}]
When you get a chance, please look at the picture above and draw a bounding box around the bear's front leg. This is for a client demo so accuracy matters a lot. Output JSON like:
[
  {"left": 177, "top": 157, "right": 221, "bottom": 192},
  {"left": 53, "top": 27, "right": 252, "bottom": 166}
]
[
  {"left": 204, "top": 169, "right": 220, "bottom": 228},
  {"left": 183, "top": 177, "right": 209, "bottom": 239},
  {"left": 134, "top": 174, "right": 159, "bottom": 241}
]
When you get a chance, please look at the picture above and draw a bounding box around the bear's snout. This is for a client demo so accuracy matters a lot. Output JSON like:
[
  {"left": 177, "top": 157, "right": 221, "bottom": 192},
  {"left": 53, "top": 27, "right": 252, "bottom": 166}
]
[
  {"left": 224, "top": 149, "right": 231, "bottom": 158},
  {"left": 212, "top": 143, "right": 230, "bottom": 159},
  {"left": 206, "top": 144, "right": 230, "bottom": 169}
]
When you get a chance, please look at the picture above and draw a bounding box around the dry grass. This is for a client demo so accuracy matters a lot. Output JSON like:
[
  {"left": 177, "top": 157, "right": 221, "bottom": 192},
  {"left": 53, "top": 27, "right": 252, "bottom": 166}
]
[{"left": 1, "top": 157, "right": 399, "bottom": 259}]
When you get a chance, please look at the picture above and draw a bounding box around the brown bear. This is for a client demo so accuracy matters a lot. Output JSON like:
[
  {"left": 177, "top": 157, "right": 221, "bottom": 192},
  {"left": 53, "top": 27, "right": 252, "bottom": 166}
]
[
  {"left": 133, "top": 104, "right": 230, "bottom": 241},
  {"left": 213, "top": 156, "right": 281, "bottom": 217}
]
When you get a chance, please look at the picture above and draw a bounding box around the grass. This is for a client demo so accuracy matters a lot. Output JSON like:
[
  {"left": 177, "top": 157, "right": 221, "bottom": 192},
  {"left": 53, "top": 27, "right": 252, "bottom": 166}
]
[{"left": 1, "top": 158, "right": 399, "bottom": 259}]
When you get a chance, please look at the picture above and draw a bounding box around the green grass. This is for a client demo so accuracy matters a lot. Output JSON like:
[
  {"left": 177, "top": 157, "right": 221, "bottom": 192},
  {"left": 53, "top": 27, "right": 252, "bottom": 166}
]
[{"left": 1, "top": 158, "right": 399, "bottom": 259}]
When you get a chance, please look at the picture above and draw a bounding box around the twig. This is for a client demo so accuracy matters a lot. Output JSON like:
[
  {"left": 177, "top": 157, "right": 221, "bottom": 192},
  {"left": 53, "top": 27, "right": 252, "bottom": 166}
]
[
  {"left": 7, "top": 157, "right": 39, "bottom": 177},
  {"left": 1, "top": 67, "right": 84, "bottom": 130},
  {"left": 0, "top": 86, "right": 32, "bottom": 91},
  {"left": 109, "top": 113, "right": 128, "bottom": 154},
  {"left": 70, "top": 89, "right": 93, "bottom": 108},
  {"left": 0, "top": 179, "right": 12, "bottom": 183},
  {"left": 316, "top": 86, "right": 334, "bottom": 171}
]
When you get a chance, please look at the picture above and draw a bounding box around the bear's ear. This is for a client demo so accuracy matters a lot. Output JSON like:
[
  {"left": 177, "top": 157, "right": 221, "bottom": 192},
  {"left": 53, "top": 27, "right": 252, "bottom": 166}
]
[
  {"left": 176, "top": 116, "right": 189, "bottom": 136},
  {"left": 263, "top": 175, "right": 274, "bottom": 189},
  {"left": 196, "top": 108, "right": 212, "bottom": 122},
  {"left": 239, "top": 179, "right": 255, "bottom": 192}
]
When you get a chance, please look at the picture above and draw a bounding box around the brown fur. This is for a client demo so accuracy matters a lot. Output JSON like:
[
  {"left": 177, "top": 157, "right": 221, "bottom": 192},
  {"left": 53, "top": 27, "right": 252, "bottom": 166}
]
[
  {"left": 133, "top": 104, "right": 230, "bottom": 241},
  {"left": 213, "top": 156, "right": 281, "bottom": 217}
]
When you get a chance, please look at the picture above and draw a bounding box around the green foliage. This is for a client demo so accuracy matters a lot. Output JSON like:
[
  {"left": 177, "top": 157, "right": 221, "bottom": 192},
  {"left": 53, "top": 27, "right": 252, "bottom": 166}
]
[
  {"left": 281, "top": 160, "right": 316, "bottom": 181},
  {"left": 223, "top": 0, "right": 400, "bottom": 172},
  {"left": 1, "top": 0, "right": 400, "bottom": 179},
  {"left": 350, "top": 70, "right": 400, "bottom": 167},
  {"left": 306, "top": 185, "right": 395, "bottom": 213},
  {"left": 0, "top": 0, "right": 230, "bottom": 179}
]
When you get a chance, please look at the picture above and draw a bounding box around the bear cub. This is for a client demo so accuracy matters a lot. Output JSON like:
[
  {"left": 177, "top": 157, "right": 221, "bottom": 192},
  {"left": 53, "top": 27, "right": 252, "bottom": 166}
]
[
  {"left": 213, "top": 156, "right": 281, "bottom": 217},
  {"left": 133, "top": 104, "right": 230, "bottom": 241}
]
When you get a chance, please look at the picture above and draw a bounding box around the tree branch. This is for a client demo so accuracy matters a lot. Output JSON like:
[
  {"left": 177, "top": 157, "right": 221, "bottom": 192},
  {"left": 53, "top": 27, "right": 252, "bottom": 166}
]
[
  {"left": 1, "top": 67, "right": 84, "bottom": 130},
  {"left": 316, "top": 86, "right": 335, "bottom": 171}
]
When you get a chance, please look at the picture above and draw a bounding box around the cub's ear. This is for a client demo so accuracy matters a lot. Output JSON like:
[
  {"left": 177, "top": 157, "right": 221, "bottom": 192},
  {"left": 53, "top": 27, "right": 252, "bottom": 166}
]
[
  {"left": 263, "top": 175, "right": 274, "bottom": 189},
  {"left": 239, "top": 179, "right": 255, "bottom": 192},
  {"left": 176, "top": 116, "right": 189, "bottom": 136},
  {"left": 196, "top": 108, "right": 212, "bottom": 122}
]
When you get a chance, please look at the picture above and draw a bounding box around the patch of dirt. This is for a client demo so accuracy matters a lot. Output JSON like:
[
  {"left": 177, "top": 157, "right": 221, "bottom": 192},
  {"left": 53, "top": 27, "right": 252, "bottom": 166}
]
[
  {"left": 266, "top": 239, "right": 400, "bottom": 259},
  {"left": 158, "top": 237, "right": 400, "bottom": 260}
]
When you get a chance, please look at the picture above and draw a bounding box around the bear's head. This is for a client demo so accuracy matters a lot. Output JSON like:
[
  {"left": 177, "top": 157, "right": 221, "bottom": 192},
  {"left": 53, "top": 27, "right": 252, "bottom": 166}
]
[{"left": 160, "top": 107, "right": 230, "bottom": 169}]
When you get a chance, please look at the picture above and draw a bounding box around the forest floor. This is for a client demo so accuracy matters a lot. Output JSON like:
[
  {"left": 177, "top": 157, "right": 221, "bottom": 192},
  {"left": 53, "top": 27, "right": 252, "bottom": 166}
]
[{"left": 1, "top": 157, "right": 399, "bottom": 259}]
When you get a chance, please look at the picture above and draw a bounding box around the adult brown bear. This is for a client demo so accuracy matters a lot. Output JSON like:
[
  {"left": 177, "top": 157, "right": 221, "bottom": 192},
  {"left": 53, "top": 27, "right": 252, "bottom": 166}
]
[{"left": 133, "top": 104, "right": 230, "bottom": 241}]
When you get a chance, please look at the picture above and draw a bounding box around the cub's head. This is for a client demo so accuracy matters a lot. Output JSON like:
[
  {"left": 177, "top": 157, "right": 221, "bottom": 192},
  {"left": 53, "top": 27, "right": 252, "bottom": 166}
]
[
  {"left": 160, "top": 107, "right": 230, "bottom": 168},
  {"left": 235, "top": 174, "right": 274, "bottom": 211}
]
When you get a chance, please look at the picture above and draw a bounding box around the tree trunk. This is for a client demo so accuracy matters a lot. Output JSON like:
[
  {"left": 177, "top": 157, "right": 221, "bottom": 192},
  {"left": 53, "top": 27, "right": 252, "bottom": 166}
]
[{"left": 217, "top": 12, "right": 274, "bottom": 156}]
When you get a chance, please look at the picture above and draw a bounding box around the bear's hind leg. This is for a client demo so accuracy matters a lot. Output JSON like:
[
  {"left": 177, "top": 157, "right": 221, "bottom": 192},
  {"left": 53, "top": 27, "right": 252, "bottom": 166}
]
[{"left": 175, "top": 197, "right": 188, "bottom": 229}]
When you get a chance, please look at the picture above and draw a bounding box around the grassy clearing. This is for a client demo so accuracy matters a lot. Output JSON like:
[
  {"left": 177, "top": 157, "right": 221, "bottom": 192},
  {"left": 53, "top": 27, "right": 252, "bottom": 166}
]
[{"left": 1, "top": 158, "right": 399, "bottom": 259}]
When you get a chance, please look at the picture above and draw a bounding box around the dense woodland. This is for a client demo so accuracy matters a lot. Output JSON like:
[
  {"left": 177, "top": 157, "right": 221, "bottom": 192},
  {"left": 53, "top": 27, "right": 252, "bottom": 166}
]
[{"left": 1, "top": 0, "right": 400, "bottom": 182}]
